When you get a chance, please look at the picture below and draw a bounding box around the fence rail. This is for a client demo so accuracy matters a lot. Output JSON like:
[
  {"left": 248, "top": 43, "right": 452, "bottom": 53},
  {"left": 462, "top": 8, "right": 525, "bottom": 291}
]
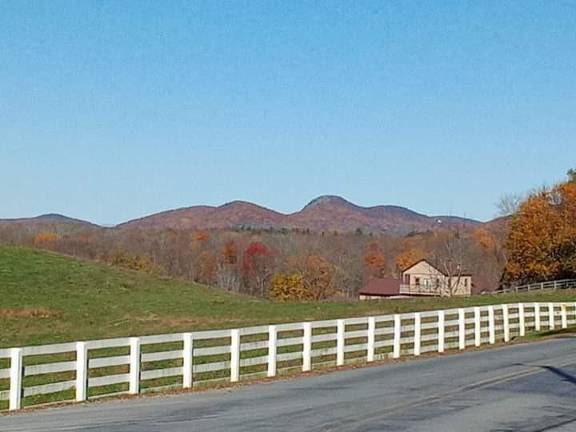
[
  {"left": 498, "top": 279, "right": 576, "bottom": 294},
  {"left": 1, "top": 301, "right": 575, "bottom": 411}
]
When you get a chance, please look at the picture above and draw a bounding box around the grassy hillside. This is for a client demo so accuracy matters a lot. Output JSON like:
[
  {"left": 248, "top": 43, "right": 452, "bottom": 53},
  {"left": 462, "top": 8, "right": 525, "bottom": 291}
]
[{"left": 1, "top": 246, "right": 575, "bottom": 348}]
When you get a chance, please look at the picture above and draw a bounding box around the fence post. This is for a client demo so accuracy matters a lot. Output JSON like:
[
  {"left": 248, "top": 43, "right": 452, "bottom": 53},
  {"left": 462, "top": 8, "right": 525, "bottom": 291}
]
[
  {"left": 437, "top": 311, "right": 445, "bottom": 353},
  {"left": 302, "top": 322, "right": 312, "bottom": 372},
  {"left": 548, "top": 303, "right": 555, "bottom": 330},
  {"left": 267, "top": 325, "right": 277, "bottom": 377},
  {"left": 488, "top": 306, "right": 495, "bottom": 344},
  {"left": 336, "top": 319, "right": 345, "bottom": 366},
  {"left": 474, "top": 307, "right": 481, "bottom": 347},
  {"left": 458, "top": 308, "right": 465, "bottom": 350},
  {"left": 518, "top": 303, "right": 526, "bottom": 337},
  {"left": 230, "top": 329, "right": 240, "bottom": 383},
  {"left": 129, "top": 337, "right": 141, "bottom": 395},
  {"left": 393, "top": 314, "right": 401, "bottom": 359},
  {"left": 76, "top": 342, "right": 88, "bottom": 402},
  {"left": 561, "top": 304, "right": 568, "bottom": 329},
  {"left": 183, "top": 333, "right": 193, "bottom": 389},
  {"left": 367, "top": 317, "right": 376, "bottom": 362},
  {"left": 9, "top": 348, "right": 23, "bottom": 411},
  {"left": 534, "top": 303, "right": 541, "bottom": 331},
  {"left": 503, "top": 305, "right": 510, "bottom": 342},
  {"left": 414, "top": 313, "right": 421, "bottom": 356}
]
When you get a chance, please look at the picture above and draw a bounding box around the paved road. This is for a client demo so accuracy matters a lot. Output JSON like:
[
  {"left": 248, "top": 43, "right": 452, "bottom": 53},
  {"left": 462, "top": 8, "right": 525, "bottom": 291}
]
[{"left": 2, "top": 338, "right": 576, "bottom": 431}]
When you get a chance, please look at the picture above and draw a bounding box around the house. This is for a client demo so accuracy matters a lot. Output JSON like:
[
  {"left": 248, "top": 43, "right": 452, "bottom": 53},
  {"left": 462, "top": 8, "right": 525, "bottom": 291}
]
[{"left": 359, "top": 260, "right": 472, "bottom": 300}]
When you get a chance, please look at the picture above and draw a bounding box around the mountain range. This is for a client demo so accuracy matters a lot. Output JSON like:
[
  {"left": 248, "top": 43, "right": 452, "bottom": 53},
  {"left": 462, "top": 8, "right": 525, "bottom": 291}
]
[
  {"left": 0, "top": 196, "right": 488, "bottom": 235},
  {"left": 118, "top": 195, "right": 482, "bottom": 234}
]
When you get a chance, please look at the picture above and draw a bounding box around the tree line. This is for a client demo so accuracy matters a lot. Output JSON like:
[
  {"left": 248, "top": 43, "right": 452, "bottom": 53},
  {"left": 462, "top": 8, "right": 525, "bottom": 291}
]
[{"left": 0, "top": 220, "right": 506, "bottom": 299}]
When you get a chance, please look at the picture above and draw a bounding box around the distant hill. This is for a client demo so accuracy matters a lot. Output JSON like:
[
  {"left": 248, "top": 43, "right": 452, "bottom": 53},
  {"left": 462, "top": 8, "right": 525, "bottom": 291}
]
[
  {"left": 117, "top": 202, "right": 284, "bottom": 231},
  {"left": 0, "top": 214, "right": 99, "bottom": 233},
  {"left": 118, "top": 195, "right": 481, "bottom": 234}
]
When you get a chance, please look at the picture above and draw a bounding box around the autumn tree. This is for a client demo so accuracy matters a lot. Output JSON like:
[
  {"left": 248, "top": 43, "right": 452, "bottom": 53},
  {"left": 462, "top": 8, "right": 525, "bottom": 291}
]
[
  {"left": 196, "top": 250, "right": 217, "bottom": 284},
  {"left": 107, "top": 250, "right": 159, "bottom": 274},
  {"left": 473, "top": 228, "right": 497, "bottom": 252},
  {"left": 395, "top": 248, "right": 426, "bottom": 273},
  {"left": 303, "top": 255, "right": 338, "bottom": 300},
  {"left": 242, "top": 242, "right": 274, "bottom": 296},
  {"left": 503, "top": 172, "right": 576, "bottom": 284},
  {"left": 222, "top": 240, "right": 238, "bottom": 264},
  {"left": 470, "top": 227, "right": 506, "bottom": 292},
  {"left": 363, "top": 242, "right": 386, "bottom": 278},
  {"left": 33, "top": 232, "right": 58, "bottom": 249},
  {"left": 269, "top": 273, "right": 310, "bottom": 301},
  {"left": 214, "top": 239, "right": 240, "bottom": 291}
]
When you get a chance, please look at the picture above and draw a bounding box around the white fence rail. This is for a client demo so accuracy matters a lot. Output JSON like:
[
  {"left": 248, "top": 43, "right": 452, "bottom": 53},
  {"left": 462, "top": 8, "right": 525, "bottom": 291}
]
[
  {"left": 498, "top": 279, "right": 576, "bottom": 294},
  {"left": 0, "top": 301, "right": 575, "bottom": 411}
]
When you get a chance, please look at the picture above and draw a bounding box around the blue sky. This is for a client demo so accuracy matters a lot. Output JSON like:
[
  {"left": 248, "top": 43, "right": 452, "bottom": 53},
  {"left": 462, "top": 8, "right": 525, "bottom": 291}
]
[{"left": 1, "top": 1, "right": 575, "bottom": 224}]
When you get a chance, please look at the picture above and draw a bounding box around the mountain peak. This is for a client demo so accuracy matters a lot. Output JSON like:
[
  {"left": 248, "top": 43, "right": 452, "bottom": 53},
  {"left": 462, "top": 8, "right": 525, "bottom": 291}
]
[
  {"left": 35, "top": 213, "right": 71, "bottom": 221},
  {"left": 303, "top": 195, "right": 355, "bottom": 210},
  {"left": 219, "top": 200, "right": 255, "bottom": 209}
]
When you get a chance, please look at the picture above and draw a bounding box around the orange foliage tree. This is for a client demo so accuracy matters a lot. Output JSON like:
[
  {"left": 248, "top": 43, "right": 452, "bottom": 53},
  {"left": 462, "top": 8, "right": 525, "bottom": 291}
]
[
  {"left": 503, "top": 173, "right": 576, "bottom": 284},
  {"left": 363, "top": 243, "right": 386, "bottom": 278},
  {"left": 33, "top": 232, "right": 58, "bottom": 248},
  {"left": 395, "top": 248, "right": 426, "bottom": 272},
  {"left": 473, "top": 228, "right": 497, "bottom": 252},
  {"left": 222, "top": 240, "right": 238, "bottom": 265},
  {"left": 303, "top": 255, "right": 338, "bottom": 300},
  {"left": 196, "top": 250, "right": 217, "bottom": 284}
]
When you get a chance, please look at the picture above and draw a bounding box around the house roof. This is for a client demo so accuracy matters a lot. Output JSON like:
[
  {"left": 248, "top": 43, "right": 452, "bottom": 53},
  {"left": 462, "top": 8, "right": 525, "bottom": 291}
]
[
  {"left": 359, "top": 277, "right": 401, "bottom": 296},
  {"left": 401, "top": 259, "right": 437, "bottom": 273},
  {"left": 402, "top": 259, "right": 472, "bottom": 277}
]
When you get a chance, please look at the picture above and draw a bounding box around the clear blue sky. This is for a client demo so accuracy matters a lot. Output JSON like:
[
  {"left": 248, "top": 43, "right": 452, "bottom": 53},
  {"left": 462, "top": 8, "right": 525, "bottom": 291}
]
[{"left": 1, "top": 1, "right": 575, "bottom": 225}]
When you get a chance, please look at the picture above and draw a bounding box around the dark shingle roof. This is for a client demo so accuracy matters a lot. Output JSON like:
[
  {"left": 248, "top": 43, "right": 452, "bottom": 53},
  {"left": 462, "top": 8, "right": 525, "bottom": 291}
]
[{"left": 359, "top": 278, "right": 401, "bottom": 296}]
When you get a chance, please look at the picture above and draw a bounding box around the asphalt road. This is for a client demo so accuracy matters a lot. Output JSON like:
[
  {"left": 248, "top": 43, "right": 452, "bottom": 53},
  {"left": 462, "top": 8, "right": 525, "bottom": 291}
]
[{"left": 2, "top": 337, "right": 576, "bottom": 432}]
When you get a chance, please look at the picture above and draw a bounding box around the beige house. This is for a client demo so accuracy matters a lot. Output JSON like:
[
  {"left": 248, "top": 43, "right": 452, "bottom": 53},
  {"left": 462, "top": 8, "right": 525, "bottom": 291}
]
[
  {"left": 359, "top": 260, "right": 472, "bottom": 299},
  {"left": 400, "top": 260, "right": 472, "bottom": 297}
]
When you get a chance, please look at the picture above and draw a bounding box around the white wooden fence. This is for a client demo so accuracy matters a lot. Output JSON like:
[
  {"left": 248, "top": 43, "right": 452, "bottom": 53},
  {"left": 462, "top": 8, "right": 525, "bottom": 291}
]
[
  {"left": 0, "top": 301, "right": 574, "bottom": 411},
  {"left": 498, "top": 279, "right": 576, "bottom": 294}
]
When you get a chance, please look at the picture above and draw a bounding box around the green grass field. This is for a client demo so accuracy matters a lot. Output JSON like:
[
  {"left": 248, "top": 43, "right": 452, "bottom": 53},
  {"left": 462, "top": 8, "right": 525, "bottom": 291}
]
[{"left": 2, "top": 245, "right": 576, "bottom": 348}]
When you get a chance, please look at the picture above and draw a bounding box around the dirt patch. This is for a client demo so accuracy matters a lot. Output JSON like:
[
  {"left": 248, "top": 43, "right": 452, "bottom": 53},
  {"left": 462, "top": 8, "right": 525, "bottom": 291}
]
[{"left": 0, "top": 308, "right": 61, "bottom": 319}]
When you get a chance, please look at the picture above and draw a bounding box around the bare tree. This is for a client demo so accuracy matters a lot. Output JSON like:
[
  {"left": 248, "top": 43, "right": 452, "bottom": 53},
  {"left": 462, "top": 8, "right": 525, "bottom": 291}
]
[
  {"left": 431, "top": 228, "right": 467, "bottom": 297},
  {"left": 496, "top": 193, "right": 523, "bottom": 217},
  {"left": 215, "top": 264, "right": 241, "bottom": 292}
]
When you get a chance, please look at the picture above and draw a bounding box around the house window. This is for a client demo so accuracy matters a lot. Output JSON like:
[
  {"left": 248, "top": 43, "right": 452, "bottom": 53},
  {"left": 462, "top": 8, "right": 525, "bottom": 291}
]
[{"left": 415, "top": 277, "right": 420, "bottom": 286}]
